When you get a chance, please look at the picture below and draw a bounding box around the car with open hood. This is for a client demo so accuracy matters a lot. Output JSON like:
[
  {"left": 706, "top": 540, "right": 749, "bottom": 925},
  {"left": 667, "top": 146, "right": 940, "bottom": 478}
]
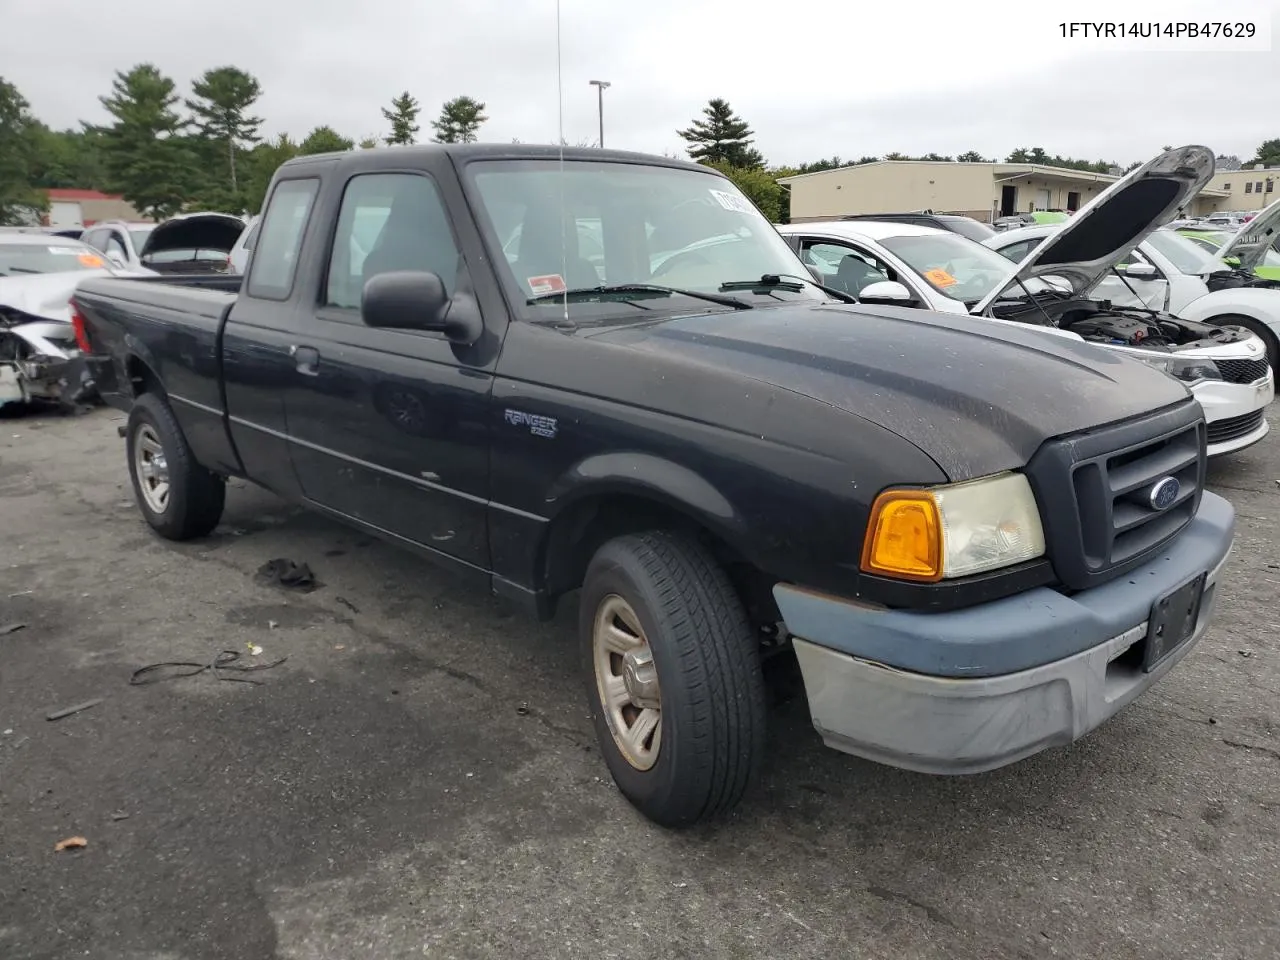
[
  {"left": 778, "top": 146, "right": 1273, "bottom": 458},
  {"left": 81, "top": 213, "right": 246, "bottom": 276},
  {"left": 1176, "top": 196, "right": 1280, "bottom": 284}
]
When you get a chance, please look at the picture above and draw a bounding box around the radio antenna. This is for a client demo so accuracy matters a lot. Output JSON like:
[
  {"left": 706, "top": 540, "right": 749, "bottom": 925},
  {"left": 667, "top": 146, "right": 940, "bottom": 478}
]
[{"left": 555, "top": 0, "right": 569, "bottom": 322}]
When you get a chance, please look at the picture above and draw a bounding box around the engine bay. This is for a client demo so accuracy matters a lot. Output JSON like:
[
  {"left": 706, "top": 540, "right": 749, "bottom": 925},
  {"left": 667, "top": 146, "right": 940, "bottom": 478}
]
[{"left": 987, "top": 295, "right": 1252, "bottom": 351}]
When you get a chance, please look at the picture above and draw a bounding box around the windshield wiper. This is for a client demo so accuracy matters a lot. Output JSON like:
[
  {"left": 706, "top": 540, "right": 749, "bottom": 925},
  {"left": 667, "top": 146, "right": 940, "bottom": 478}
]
[
  {"left": 719, "top": 273, "right": 857, "bottom": 304},
  {"left": 528, "top": 282, "right": 752, "bottom": 310}
]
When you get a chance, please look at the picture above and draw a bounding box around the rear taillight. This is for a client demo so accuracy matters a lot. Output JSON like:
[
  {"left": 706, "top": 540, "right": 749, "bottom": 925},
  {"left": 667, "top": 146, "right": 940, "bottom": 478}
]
[{"left": 70, "top": 300, "right": 92, "bottom": 353}]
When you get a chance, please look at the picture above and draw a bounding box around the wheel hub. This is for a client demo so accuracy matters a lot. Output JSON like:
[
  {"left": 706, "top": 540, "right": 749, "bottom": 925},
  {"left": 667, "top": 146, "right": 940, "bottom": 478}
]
[{"left": 621, "top": 648, "right": 660, "bottom": 710}]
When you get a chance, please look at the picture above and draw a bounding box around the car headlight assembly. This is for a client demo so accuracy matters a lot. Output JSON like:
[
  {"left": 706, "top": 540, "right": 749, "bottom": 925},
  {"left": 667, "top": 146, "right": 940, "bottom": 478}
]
[
  {"left": 861, "top": 472, "right": 1047, "bottom": 582},
  {"left": 1135, "top": 353, "right": 1222, "bottom": 383}
]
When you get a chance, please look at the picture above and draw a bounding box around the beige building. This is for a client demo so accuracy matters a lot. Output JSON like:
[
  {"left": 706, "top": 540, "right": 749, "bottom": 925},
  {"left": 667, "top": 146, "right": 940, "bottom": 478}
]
[
  {"left": 778, "top": 160, "right": 1231, "bottom": 224},
  {"left": 1204, "top": 164, "right": 1278, "bottom": 212}
]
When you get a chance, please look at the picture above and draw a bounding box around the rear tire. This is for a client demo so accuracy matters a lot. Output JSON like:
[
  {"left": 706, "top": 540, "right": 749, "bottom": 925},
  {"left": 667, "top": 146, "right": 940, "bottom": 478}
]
[
  {"left": 126, "top": 392, "right": 225, "bottom": 540},
  {"left": 580, "top": 530, "right": 767, "bottom": 828},
  {"left": 1212, "top": 313, "right": 1280, "bottom": 383}
]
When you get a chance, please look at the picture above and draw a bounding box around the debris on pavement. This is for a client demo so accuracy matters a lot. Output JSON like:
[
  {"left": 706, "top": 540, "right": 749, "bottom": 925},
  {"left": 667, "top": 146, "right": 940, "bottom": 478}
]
[
  {"left": 335, "top": 596, "right": 359, "bottom": 614},
  {"left": 130, "top": 649, "right": 288, "bottom": 686},
  {"left": 46, "top": 698, "right": 103, "bottom": 721},
  {"left": 110, "top": 811, "right": 130, "bottom": 822},
  {"left": 54, "top": 836, "right": 87, "bottom": 852},
  {"left": 255, "top": 558, "right": 318, "bottom": 592},
  {"left": 247, "top": 643, "right": 264, "bottom": 657},
  {"left": 0, "top": 622, "right": 28, "bottom": 636}
]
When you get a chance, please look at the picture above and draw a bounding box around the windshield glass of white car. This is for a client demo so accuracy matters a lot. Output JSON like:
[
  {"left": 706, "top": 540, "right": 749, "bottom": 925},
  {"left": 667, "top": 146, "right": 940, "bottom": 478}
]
[
  {"left": 1145, "top": 230, "right": 1229, "bottom": 276},
  {"left": 468, "top": 159, "right": 825, "bottom": 316},
  {"left": 0, "top": 243, "right": 107, "bottom": 276},
  {"left": 878, "top": 233, "right": 1044, "bottom": 303}
]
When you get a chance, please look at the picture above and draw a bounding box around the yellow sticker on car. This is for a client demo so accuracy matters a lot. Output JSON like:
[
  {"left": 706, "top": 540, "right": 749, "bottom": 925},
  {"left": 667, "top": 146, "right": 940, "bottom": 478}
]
[
  {"left": 923, "top": 268, "right": 957, "bottom": 287},
  {"left": 78, "top": 253, "right": 105, "bottom": 268}
]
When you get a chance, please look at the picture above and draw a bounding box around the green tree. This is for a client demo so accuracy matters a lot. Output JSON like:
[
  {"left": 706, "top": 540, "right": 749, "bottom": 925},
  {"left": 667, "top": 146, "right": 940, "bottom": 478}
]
[
  {"left": 381, "top": 91, "right": 420, "bottom": 145},
  {"left": 28, "top": 126, "right": 109, "bottom": 190},
  {"left": 678, "top": 98, "right": 762, "bottom": 168},
  {"left": 431, "top": 96, "right": 488, "bottom": 143},
  {"left": 704, "top": 160, "right": 785, "bottom": 222},
  {"left": 298, "top": 126, "right": 354, "bottom": 155},
  {"left": 0, "top": 77, "right": 46, "bottom": 225},
  {"left": 92, "top": 64, "right": 190, "bottom": 219},
  {"left": 185, "top": 66, "right": 264, "bottom": 208},
  {"left": 957, "top": 150, "right": 989, "bottom": 162},
  {"left": 1252, "top": 139, "right": 1280, "bottom": 166},
  {"left": 358, "top": 136, "right": 380, "bottom": 149},
  {"left": 241, "top": 133, "right": 299, "bottom": 214}
]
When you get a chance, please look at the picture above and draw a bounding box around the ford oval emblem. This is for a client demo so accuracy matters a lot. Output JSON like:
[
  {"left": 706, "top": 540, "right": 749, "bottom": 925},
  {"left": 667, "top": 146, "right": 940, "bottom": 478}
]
[{"left": 1148, "top": 476, "right": 1180, "bottom": 511}]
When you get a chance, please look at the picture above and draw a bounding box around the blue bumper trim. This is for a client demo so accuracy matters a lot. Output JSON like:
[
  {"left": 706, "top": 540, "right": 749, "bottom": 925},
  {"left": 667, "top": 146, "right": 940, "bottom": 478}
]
[{"left": 774, "top": 491, "right": 1235, "bottom": 678}]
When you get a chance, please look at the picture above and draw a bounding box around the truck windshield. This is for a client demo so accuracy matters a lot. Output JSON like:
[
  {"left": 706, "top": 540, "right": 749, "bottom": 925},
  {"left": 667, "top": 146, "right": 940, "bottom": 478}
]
[
  {"left": 466, "top": 159, "right": 824, "bottom": 315},
  {"left": 0, "top": 242, "right": 106, "bottom": 276}
]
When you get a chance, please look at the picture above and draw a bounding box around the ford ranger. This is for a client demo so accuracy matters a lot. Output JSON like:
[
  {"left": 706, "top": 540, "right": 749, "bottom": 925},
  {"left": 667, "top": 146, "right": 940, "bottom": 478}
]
[{"left": 71, "top": 144, "right": 1235, "bottom": 827}]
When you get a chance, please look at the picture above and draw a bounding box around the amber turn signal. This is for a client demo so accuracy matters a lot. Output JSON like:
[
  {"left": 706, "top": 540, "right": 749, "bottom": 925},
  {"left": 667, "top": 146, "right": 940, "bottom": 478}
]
[{"left": 860, "top": 489, "right": 943, "bottom": 582}]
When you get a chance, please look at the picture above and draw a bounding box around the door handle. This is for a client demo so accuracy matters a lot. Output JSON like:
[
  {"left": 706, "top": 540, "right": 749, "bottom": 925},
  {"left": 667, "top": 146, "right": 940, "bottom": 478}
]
[{"left": 290, "top": 344, "right": 320, "bottom": 376}]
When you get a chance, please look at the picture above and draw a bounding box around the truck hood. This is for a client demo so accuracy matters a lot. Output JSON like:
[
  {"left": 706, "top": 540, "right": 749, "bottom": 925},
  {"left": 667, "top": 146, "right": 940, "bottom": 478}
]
[
  {"left": 141, "top": 213, "right": 245, "bottom": 258},
  {"left": 590, "top": 302, "right": 1192, "bottom": 479},
  {"left": 0, "top": 270, "right": 114, "bottom": 323},
  {"left": 1216, "top": 196, "right": 1280, "bottom": 271},
  {"left": 973, "top": 145, "right": 1216, "bottom": 314}
]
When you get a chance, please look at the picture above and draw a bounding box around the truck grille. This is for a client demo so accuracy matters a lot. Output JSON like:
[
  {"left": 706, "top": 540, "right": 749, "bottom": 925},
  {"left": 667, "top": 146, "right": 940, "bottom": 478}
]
[
  {"left": 1025, "top": 400, "right": 1206, "bottom": 591},
  {"left": 1207, "top": 409, "right": 1265, "bottom": 445},
  {"left": 1216, "top": 357, "right": 1269, "bottom": 384}
]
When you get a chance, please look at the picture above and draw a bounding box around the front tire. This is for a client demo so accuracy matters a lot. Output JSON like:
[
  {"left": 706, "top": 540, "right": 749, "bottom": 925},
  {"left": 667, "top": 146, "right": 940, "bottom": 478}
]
[
  {"left": 126, "top": 392, "right": 225, "bottom": 540},
  {"left": 580, "top": 531, "right": 767, "bottom": 827}
]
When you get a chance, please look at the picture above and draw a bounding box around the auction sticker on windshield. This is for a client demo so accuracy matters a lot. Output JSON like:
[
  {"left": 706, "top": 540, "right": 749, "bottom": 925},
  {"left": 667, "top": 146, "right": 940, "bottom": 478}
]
[
  {"left": 527, "top": 274, "right": 567, "bottom": 296},
  {"left": 924, "top": 268, "right": 957, "bottom": 288},
  {"left": 710, "top": 189, "right": 754, "bottom": 214},
  {"left": 78, "top": 254, "right": 104, "bottom": 268}
]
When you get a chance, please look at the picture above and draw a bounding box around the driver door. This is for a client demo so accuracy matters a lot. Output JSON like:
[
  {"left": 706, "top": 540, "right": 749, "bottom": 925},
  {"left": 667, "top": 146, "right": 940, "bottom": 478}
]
[{"left": 795, "top": 238, "right": 922, "bottom": 304}]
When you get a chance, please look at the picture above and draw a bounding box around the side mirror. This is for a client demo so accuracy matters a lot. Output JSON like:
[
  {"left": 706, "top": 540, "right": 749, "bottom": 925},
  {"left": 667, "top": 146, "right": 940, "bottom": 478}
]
[
  {"left": 858, "top": 280, "right": 913, "bottom": 303},
  {"left": 361, "top": 270, "right": 479, "bottom": 343},
  {"left": 1120, "top": 262, "right": 1158, "bottom": 279}
]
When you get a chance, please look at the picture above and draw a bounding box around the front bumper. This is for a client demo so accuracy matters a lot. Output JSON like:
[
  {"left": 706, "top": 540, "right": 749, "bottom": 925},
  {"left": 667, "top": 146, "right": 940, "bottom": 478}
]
[
  {"left": 1192, "top": 372, "right": 1273, "bottom": 456},
  {"left": 775, "top": 492, "right": 1235, "bottom": 775}
]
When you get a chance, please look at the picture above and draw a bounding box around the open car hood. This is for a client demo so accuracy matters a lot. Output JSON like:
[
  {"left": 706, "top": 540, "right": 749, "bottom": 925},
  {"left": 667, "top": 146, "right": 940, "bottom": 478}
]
[
  {"left": 1216, "top": 196, "right": 1280, "bottom": 271},
  {"left": 141, "top": 213, "right": 245, "bottom": 258},
  {"left": 973, "top": 145, "right": 1215, "bottom": 314}
]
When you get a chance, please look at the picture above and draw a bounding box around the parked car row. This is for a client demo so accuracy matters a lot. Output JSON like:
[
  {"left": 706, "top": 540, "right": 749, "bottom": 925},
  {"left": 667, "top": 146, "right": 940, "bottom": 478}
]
[{"left": 64, "top": 142, "right": 1246, "bottom": 828}]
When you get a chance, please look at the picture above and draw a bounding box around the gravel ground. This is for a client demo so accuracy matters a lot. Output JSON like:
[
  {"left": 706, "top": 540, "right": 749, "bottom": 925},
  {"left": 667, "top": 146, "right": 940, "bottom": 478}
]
[{"left": 1, "top": 404, "right": 1277, "bottom": 960}]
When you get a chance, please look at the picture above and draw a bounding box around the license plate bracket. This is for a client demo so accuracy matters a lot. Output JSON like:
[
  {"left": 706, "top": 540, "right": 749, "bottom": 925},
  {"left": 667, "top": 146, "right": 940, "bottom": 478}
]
[{"left": 1143, "top": 572, "right": 1207, "bottom": 672}]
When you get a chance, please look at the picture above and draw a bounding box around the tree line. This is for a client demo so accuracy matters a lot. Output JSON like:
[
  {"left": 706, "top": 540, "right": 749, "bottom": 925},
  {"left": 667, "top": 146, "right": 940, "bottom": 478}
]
[
  {"left": 3, "top": 71, "right": 1277, "bottom": 228},
  {"left": 0, "top": 67, "right": 488, "bottom": 224}
]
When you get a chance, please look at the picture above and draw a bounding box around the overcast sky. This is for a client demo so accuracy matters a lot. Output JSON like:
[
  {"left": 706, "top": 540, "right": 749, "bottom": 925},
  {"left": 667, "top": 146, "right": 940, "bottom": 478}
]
[{"left": 4, "top": 0, "right": 1278, "bottom": 166}]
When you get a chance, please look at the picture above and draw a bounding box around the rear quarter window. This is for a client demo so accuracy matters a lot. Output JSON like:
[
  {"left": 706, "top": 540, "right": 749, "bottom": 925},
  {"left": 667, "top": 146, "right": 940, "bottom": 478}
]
[{"left": 247, "top": 178, "right": 320, "bottom": 300}]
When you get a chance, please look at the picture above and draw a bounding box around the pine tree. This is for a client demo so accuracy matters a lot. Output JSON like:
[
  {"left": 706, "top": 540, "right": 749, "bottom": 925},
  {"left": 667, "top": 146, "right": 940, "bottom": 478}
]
[
  {"left": 92, "top": 64, "right": 190, "bottom": 219},
  {"left": 431, "top": 96, "right": 488, "bottom": 144},
  {"left": 185, "top": 66, "right": 263, "bottom": 205},
  {"left": 381, "top": 92, "right": 420, "bottom": 145},
  {"left": 298, "top": 126, "right": 354, "bottom": 155},
  {"left": 677, "top": 98, "right": 762, "bottom": 168}
]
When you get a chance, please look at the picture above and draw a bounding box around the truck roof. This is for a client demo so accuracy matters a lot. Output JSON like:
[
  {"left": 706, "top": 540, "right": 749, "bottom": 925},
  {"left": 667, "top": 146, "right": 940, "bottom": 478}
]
[{"left": 278, "top": 143, "right": 715, "bottom": 174}]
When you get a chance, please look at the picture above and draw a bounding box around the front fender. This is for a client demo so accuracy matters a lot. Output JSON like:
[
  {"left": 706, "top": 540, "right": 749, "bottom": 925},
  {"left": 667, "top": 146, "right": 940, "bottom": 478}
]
[{"left": 1178, "top": 289, "right": 1280, "bottom": 333}]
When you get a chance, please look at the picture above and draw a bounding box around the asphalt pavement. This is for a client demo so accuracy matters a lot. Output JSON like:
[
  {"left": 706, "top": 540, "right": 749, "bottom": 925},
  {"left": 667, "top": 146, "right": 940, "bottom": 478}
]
[{"left": 1, "top": 405, "right": 1278, "bottom": 960}]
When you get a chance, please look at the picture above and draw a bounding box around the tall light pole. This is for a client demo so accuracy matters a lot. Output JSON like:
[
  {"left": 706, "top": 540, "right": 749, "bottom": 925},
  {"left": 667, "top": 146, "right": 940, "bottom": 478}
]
[{"left": 589, "top": 80, "right": 610, "bottom": 148}]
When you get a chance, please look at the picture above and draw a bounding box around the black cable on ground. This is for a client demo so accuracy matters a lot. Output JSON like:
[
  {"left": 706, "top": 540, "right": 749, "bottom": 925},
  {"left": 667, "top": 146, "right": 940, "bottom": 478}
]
[{"left": 130, "top": 650, "right": 289, "bottom": 686}]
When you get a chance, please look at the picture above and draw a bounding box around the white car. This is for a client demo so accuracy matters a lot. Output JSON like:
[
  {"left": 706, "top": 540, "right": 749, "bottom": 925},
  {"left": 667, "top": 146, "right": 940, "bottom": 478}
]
[
  {"left": 777, "top": 145, "right": 1273, "bottom": 458},
  {"left": 227, "top": 215, "right": 259, "bottom": 274},
  {"left": 985, "top": 196, "right": 1280, "bottom": 382}
]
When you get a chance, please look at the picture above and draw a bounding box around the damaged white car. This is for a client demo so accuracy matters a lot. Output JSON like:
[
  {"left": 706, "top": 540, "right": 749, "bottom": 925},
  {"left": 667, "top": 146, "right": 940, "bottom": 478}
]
[
  {"left": 777, "top": 145, "right": 1273, "bottom": 457},
  {"left": 0, "top": 233, "right": 131, "bottom": 411}
]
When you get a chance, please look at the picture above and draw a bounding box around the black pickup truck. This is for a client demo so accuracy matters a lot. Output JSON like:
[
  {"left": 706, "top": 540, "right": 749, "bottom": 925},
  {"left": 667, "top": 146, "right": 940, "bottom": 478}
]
[{"left": 72, "top": 144, "right": 1235, "bottom": 827}]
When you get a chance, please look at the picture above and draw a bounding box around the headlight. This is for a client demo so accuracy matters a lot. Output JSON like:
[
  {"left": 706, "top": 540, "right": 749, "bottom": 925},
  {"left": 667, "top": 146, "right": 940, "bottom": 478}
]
[
  {"left": 1136, "top": 354, "right": 1222, "bottom": 383},
  {"left": 861, "top": 472, "right": 1046, "bottom": 582}
]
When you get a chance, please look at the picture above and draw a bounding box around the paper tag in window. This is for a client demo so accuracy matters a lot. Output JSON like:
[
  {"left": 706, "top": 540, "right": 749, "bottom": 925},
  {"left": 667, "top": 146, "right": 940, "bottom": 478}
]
[
  {"left": 78, "top": 253, "right": 105, "bottom": 268},
  {"left": 709, "top": 189, "right": 754, "bottom": 214},
  {"left": 923, "top": 268, "right": 957, "bottom": 288},
  {"left": 526, "top": 274, "right": 567, "bottom": 296}
]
